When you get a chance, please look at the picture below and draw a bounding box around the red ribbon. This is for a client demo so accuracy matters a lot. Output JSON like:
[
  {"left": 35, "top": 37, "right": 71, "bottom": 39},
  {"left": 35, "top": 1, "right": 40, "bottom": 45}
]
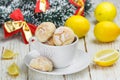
[
  {"left": 10, "top": 9, "right": 24, "bottom": 21},
  {"left": 35, "top": 0, "right": 50, "bottom": 13},
  {"left": 3, "top": 8, "right": 37, "bottom": 44},
  {"left": 69, "top": 0, "right": 86, "bottom": 16}
]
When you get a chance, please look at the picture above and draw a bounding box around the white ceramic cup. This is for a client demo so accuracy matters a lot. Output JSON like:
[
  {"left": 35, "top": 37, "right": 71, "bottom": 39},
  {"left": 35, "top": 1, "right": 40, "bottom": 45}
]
[{"left": 29, "top": 36, "right": 79, "bottom": 68}]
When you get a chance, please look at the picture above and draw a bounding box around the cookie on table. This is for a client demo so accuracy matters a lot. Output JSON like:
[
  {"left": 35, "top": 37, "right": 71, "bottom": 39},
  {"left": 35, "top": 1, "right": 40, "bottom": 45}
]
[
  {"left": 53, "top": 27, "right": 75, "bottom": 46},
  {"left": 35, "top": 22, "right": 56, "bottom": 42},
  {"left": 29, "top": 56, "right": 53, "bottom": 72}
]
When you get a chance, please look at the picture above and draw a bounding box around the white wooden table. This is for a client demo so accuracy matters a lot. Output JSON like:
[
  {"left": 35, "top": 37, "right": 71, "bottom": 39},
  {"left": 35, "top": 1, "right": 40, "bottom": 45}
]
[{"left": 0, "top": 0, "right": 120, "bottom": 80}]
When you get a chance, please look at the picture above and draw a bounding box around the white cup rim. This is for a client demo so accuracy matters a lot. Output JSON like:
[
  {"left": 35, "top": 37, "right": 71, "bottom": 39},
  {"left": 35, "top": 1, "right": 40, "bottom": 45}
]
[{"left": 29, "top": 35, "right": 79, "bottom": 48}]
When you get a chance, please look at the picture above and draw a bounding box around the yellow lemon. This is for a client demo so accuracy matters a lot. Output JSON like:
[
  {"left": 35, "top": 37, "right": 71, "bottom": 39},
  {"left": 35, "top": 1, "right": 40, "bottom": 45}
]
[
  {"left": 94, "top": 21, "right": 120, "bottom": 42},
  {"left": 65, "top": 15, "right": 90, "bottom": 38},
  {"left": 93, "top": 49, "right": 119, "bottom": 67},
  {"left": 94, "top": 2, "right": 117, "bottom": 21},
  {"left": 2, "top": 49, "right": 15, "bottom": 59},
  {"left": 8, "top": 63, "right": 19, "bottom": 76}
]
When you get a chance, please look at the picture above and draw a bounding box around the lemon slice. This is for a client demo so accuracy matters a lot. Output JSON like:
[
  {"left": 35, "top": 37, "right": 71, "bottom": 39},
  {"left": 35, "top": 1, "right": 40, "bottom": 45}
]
[
  {"left": 2, "top": 49, "right": 15, "bottom": 59},
  {"left": 93, "top": 49, "right": 119, "bottom": 66},
  {"left": 8, "top": 63, "right": 19, "bottom": 76}
]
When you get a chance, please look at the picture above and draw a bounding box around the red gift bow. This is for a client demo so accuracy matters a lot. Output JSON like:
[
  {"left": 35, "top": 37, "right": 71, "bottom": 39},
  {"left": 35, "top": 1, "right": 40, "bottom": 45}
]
[
  {"left": 3, "top": 8, "right": 37, "bottom": 44},
  {"left": 69, "top": 0, "right": 85, "bottom": 16},
  {"left": 35, "top": 0, "right": 50, "bottom": 13}
]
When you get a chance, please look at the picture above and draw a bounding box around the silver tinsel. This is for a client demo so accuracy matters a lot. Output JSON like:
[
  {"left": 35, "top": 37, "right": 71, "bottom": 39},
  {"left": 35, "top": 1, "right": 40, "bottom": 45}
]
[{"left": 0, "top": 0, "right": 91, "bottom": 27}]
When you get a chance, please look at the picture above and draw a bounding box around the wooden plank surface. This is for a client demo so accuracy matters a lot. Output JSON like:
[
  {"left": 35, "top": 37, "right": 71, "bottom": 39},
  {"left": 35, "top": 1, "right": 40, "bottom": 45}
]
[
  {"left": 85, "top": 0, "right": 120, "bottom": 80},
  {"left": 0, "top": 0, "right": 120, "bottom": 80},
  {"left": 0, "top": 29, "right": 29, "bottom": 80}
]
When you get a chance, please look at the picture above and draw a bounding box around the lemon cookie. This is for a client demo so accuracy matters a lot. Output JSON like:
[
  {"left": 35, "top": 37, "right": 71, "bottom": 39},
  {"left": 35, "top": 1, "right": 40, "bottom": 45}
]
[
  {"left": 35, "top": 22, "right": 56, "bottom": 42},
  {"left": 53, "top": 27, "right": 75, "bottom": 46},
  {"left": 44, "top": 37, "right": 55, "bottom": 46},
  {"left": 29, "top": 56, "right": 53, "bottom": 72}
]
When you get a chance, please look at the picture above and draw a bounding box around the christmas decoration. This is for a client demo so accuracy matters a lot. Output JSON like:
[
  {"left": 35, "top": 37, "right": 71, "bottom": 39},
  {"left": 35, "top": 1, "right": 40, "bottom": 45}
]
[
  {"left": 35, "top": 0, "right": 50, "bottom": 13},
  {"left": 3, "top": 8, "right": 37, "bottom": 44},
  {"left": 0, "top": 0, "right": 91, "bottom": 27},
  {"left": 69, "top": 0, "right": 85, "bottom": 15}
]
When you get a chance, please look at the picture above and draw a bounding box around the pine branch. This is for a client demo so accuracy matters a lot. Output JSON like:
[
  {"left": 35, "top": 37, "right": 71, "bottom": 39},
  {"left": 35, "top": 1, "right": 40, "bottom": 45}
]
[{"left": 0, "top": 0, "right": 92, "bottom": 27}]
